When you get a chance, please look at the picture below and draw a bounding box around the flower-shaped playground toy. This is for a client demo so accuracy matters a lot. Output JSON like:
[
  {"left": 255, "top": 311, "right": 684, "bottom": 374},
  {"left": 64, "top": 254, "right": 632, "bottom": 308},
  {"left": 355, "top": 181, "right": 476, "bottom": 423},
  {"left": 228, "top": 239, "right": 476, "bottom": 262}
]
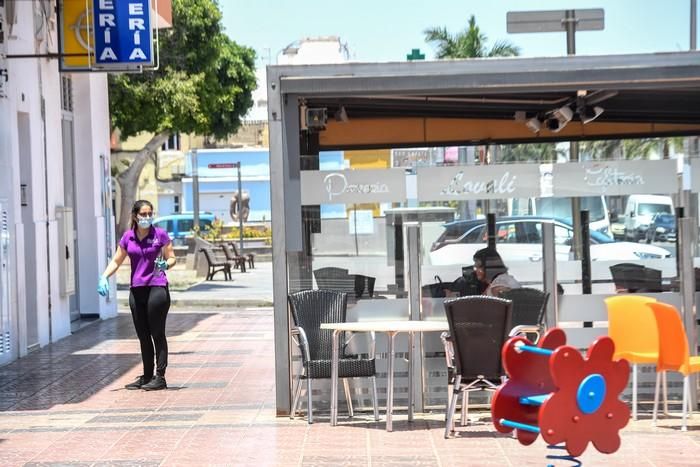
[{"left": 492, "top": 328, "right": 630, "bottom": 458}]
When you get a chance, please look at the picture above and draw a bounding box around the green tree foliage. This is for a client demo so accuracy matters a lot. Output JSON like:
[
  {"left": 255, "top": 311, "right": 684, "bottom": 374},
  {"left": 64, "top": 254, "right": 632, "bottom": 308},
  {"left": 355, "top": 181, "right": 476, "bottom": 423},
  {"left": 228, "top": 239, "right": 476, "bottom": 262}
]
[
  {"left": 579, "top": 137, "right": 685, "bottom": 160},
  {"left": 500, "top": 143, "right": 563, "bottom": 163},
  {"left": 110, "top": 0, "right": 256, "bottom": 237},
  {"left": 424, "top": 15, "right": 520, "bottom": 59}
]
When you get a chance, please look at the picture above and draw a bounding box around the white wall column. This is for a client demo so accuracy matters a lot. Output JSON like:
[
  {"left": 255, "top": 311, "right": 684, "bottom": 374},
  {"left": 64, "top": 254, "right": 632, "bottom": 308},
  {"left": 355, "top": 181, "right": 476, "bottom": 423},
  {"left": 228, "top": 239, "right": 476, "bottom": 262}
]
[{"left": 72, "top": 73, "right": 117, "bottom": 319}]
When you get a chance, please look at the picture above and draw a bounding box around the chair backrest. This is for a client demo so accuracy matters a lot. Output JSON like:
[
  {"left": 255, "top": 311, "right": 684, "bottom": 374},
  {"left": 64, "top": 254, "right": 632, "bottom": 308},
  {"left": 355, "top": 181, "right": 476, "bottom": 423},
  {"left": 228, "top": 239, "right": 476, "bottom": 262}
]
[
  {"left": 199, "top": 247, "right": 215, "bottom": 264},
  {"left": 609, "top": 263, "right": 662, "bottom": 292},
  {"left": 221, "top": 243, "right": 234, "bottom": 261},
  {"left": 604, "top": 295, "right": 658, "bottom": 360},
  {"left": 229, "top": 242, "right": 242, "bottom": 257},
  {"left": 499, "top": 288, "right": 549, "bottom": 327},
  {"left": 353, "top": 274, "right": 376, "bottom": 299},
  {"left": 443, "top": 296, "right": 512, "bottom": 381},
  {"left": 288, "top": 289, "right": 347, "bottom": 362},
  {"left": 647, "top": 302, "right": 690, "bottom": 375},
  {"left": 313, "top": 267, "right": 356, "bottom": 296}
]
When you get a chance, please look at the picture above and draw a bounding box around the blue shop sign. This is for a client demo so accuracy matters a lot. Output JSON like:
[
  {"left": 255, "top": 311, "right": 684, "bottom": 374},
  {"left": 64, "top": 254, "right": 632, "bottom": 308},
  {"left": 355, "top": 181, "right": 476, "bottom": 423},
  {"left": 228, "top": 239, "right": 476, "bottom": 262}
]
[{"left": 93, "top": 0, "right": 153, "bottom": 66}]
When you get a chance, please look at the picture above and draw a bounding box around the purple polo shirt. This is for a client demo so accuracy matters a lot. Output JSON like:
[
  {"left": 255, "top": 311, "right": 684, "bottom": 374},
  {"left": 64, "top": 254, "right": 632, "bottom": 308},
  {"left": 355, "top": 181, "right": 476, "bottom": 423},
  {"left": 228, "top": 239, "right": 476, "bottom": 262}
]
[{"left": 119, "top": 227, "right": 171, "bottom": 287}]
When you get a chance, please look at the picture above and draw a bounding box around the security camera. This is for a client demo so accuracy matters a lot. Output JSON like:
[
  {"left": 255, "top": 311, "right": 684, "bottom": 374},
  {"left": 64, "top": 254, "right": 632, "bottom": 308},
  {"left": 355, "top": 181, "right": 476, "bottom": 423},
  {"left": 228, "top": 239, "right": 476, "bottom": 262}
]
[
  {"left": 546, "top": 118, "right": 562, "bottom": 132},
  {"left": 580, "top": 105, "right": 604, "bottom": 124},
  {"left": 525, "top": 117, "right": 542, "bottom": 133},
  {"left": 552, "top": 105, "right": 573, "bottom": 124}
]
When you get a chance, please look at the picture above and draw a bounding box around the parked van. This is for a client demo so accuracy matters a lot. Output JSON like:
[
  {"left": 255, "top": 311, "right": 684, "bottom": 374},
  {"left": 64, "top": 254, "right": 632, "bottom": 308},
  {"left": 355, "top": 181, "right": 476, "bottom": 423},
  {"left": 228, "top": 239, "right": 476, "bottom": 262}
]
[
  {"left": 508, "top": 196, "right": 612, "bottom": 238},
  {"left": 152, "top": 213, "right": 215, "bottom": 245},
  {"left": 623, "top": 195, "right": 674, "bottom": 241}
]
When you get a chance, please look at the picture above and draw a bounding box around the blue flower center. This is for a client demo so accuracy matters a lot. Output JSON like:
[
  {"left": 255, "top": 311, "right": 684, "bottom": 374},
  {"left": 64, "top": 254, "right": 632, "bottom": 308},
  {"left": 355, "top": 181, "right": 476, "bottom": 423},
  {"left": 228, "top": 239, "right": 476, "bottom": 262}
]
[{"left": 576, "top": 373, "right": 606, "bottom": 414}]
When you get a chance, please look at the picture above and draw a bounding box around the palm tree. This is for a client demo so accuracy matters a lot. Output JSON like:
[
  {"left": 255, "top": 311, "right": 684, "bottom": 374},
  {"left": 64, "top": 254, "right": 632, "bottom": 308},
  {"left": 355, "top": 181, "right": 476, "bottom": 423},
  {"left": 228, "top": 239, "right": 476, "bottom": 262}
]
[
  {"left": 579, "top": 137, "right": 685, "bottom": 161},
  {"left": 424, "top": 15, "right": 520, "bottom": 59}
]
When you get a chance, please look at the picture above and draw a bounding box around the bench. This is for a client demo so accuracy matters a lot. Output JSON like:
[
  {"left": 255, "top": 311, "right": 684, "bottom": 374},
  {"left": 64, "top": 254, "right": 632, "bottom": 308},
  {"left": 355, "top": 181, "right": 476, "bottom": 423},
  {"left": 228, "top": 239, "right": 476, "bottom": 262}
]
[
  {"left": 221, "top": 244, "right": 247, "bottom": 273},
  {"left": 199, "top": 247, "right": 231, "bottom": 280},
  {"left": 230, "top": 242, "right": 255, "bottom": 269}
]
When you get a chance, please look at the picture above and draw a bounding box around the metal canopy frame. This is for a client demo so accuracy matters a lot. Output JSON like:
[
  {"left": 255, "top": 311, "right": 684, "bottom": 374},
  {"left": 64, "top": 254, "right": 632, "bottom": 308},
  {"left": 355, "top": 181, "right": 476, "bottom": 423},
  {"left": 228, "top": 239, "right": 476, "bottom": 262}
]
[{"left": 267, "top": 51, "right": 700, "bottom": 415}]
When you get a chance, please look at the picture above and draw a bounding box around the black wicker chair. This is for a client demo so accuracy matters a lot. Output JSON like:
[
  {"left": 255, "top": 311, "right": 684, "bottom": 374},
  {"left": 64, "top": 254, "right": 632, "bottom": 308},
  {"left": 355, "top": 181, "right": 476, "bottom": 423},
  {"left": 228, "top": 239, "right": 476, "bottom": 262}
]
[
  {"left": 610, "top": 263, "right": 663, "bottom": 293},
  {"left": 313, "top": 267, "right": 357, "bottom": 298},
  {"left": 500, "top": 288, "right": 549, "bottom": 342},
  {"left": 288, "top": 289, "right": 379, "bottom": 424},
  {"left": 442, "top": 295, "right": 513, "bottom": 438}
]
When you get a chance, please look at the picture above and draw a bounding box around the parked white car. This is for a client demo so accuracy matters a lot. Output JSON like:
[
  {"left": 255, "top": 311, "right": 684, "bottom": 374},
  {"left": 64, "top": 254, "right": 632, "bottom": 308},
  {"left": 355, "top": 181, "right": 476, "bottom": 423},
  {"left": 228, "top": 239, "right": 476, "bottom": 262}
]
[
  {"left": 429, "top": 216, "right": 671, "bottom": 266},
  {"left": 623, "top": 194, "right": 674, "bottom": 241}
]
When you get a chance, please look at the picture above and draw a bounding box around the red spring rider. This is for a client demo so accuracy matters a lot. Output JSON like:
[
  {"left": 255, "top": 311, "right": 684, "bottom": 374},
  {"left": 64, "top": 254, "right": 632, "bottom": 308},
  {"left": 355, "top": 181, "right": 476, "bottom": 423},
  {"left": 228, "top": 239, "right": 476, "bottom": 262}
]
[{"left": 491, "top": 328, "right": 630, "bottom": 461}]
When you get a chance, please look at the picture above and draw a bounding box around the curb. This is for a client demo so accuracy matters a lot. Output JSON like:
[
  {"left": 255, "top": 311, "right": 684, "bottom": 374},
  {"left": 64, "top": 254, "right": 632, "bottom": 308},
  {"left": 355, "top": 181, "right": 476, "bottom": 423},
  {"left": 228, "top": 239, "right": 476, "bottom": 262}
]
[{"left": 117, "top": 298, "right": 274, "bottom": 308}]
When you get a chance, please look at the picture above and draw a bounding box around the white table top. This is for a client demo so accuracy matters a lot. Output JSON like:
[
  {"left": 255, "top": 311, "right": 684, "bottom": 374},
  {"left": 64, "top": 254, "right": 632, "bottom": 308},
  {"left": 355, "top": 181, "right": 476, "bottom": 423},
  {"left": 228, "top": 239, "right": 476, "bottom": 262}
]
[{"left": 320, "top": 320, "right": 448, "bottom": 333}]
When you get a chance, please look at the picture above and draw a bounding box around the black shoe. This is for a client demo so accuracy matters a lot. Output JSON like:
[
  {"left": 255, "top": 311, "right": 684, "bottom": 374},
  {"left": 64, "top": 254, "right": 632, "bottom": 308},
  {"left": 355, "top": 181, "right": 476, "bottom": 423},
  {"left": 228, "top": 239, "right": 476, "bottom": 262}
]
[
  {"left": 142, "top": 375, "right": 167, "bottom": 391},
  {"left": 124, "top": 375, "right": 151, "bottom": 390}
]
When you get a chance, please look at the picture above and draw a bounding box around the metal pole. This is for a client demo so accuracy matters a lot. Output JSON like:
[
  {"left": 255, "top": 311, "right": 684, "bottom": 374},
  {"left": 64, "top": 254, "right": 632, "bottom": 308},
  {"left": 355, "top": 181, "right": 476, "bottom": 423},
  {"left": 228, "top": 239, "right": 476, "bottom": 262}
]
[
  {"left": 565, "top": 10, "right": 584, "bottom": 260},
  {"left": 236, "top": 161, "right": 244, "bottom": 254},
  {"left": 564, "top": 10, "right": 577, "bottom": 55},
  {"left": 541, "top": 221, "right": 558, "bottom": 328},
  {"left": 406, "top": 222, "right": 423, "bottom": 416},
  {"left": 487, "top": 213, "right": 497, "bottom": 250},
  {"left": 580, "top": 210, "right": 592, "bottom": 295},
  {"left": 679, "top": 216, "right": 697, "bottom": 409},
  {"left": 191, "top": 149, "right": 200, "bottom": 236},
  {"left": 692, "top": 0, "right": 697, "bottom": 50}
]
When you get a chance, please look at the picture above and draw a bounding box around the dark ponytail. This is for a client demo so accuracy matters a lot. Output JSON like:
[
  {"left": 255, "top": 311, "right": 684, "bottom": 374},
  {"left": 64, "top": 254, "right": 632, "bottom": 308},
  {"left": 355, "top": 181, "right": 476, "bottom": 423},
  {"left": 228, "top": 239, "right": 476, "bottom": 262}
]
[{"left": 130, "top": 200, "right": 154, "bottom": 230}]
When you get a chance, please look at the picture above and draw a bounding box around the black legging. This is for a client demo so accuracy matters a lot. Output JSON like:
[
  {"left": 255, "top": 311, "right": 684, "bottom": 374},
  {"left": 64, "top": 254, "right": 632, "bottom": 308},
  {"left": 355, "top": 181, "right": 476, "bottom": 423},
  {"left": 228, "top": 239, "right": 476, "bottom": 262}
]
[{"left": 128, "top": 286, "right": 171, "bottom": 377}]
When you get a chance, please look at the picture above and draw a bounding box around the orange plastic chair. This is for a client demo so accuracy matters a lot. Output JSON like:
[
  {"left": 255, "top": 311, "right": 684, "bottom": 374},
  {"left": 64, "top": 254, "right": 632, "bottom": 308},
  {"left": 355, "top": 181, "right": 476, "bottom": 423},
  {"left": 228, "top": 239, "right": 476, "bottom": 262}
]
[
  {"left": 605, "top": 295, "right": 661, "bottom": 420},
  {"left": 648, "top": 302, "right": 700, "bottom": 431}
]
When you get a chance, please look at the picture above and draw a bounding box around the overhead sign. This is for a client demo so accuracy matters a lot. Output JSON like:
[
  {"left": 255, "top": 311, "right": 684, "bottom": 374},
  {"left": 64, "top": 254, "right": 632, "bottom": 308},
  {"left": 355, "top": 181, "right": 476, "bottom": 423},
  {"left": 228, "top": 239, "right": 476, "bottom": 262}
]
[
  {"left": 417, "top": 164, "right": 542, "bottom": 201},
  {"left": 93, "top": 0, "right": 154, "bottom": 67},
  {"left": 552, "top": 159, "right": 678, "bottom": 196},
  {"left": 507, "top": 9, "right": 605, "bottom": 34},
  {"left": 59, "top": 0, "right": 92, "bottom": 70},
  {"left": 59, "top": 0, "right": 155, "bottom": 71},
  {"left": 300, "top": 169, "right": 406, "bottom": 205},
  {"left": 208, "top": 163, "right": 238, "bottom": 169}
]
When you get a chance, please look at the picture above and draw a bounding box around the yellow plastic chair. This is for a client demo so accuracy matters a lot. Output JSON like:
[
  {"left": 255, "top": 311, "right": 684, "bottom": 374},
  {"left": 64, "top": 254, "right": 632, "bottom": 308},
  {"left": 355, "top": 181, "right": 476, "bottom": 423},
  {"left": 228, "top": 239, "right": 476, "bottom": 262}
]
[
  {"left": 648, "top": 302, "right": 700, "bottom": 431},
  {"left": 605, "top": 295, "right": 662, "bottom": 420}
]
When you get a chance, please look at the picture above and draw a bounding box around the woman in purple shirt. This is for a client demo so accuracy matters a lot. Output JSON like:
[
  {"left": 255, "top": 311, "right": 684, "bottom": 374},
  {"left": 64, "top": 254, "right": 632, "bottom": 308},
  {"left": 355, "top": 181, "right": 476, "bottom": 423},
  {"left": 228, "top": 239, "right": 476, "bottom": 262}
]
[{"left": 97, "top": 200, "right": 176, "bottom": 391}]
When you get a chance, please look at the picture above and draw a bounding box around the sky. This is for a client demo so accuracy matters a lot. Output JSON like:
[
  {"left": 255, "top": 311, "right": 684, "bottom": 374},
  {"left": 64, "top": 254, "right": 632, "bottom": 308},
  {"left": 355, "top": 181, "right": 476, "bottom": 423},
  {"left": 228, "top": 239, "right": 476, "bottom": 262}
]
[{"left": 221, "top": 0, "right": 697, "bottom": 65}]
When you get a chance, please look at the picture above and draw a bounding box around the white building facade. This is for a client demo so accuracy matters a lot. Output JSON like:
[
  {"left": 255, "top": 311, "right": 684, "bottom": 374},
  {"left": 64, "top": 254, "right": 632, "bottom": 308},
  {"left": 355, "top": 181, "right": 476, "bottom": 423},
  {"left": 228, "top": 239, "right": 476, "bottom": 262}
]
[{"left": 0, "top": 2, "right": 118, "bottom": 365}]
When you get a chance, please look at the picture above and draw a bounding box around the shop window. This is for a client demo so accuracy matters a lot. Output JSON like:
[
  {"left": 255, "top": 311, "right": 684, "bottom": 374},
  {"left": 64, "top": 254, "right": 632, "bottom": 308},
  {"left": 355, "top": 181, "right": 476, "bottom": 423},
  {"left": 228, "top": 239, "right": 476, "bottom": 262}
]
[{"left": 162, "top": 133, "right": 181, "bottom": 151}]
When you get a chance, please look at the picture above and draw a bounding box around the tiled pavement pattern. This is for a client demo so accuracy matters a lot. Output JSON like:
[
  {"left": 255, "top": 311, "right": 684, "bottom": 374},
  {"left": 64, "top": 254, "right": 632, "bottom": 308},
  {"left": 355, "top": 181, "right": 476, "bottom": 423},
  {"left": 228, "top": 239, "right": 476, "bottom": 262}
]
[{"left": 1, "top": 308, "right": 700, "bottom": 466}]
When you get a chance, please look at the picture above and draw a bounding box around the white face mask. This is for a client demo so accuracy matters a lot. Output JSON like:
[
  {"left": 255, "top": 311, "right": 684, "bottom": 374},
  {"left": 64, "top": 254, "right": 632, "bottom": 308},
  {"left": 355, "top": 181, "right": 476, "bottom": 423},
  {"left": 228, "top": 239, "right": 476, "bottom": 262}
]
[{"left": 137, "top": 217, "right": 153, "bottom": 229}]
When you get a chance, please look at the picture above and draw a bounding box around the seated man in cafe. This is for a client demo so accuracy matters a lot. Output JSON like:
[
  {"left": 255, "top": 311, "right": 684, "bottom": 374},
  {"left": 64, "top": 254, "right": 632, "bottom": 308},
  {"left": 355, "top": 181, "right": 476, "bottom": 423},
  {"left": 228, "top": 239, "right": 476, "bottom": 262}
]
[{"left": 473, "top": 247, "right": 521, "bottom": 296}]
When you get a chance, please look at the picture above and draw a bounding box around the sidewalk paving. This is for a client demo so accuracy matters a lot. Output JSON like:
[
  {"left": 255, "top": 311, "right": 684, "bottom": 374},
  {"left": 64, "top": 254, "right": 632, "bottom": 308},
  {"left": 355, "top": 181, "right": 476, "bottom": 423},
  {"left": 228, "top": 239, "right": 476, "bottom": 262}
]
[
  {"left": 117, "top": 261, "right": 273, "bottom": 308},
  {"left": 2, "top": 306, "right": 700, "bottom": 465}
]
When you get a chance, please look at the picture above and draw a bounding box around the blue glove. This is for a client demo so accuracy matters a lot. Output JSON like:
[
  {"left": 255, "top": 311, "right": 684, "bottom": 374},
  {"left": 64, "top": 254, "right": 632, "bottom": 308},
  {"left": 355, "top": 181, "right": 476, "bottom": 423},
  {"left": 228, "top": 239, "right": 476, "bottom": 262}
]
[
  {"left": 97, "top": 276, "right": 109, "bottom": 297},
  {"left": 155, "top": 258, "right": 169, "bottom": 272}
]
